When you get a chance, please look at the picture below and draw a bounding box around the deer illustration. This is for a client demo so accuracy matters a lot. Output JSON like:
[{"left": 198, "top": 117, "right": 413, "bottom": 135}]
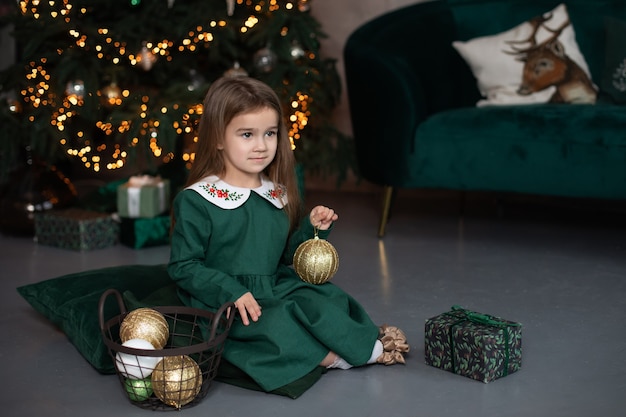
[{"left": 505, "top": 14, "right": 597, "bottom": 103}]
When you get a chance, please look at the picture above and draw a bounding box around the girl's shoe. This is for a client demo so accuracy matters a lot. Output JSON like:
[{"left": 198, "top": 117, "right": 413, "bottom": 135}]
[{"left": 376, "top": 324, "right": 410, "bottom": 365}]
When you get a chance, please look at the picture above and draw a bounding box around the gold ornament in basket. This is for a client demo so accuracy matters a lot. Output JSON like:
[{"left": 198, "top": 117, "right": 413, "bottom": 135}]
[
  {"left": 99, "top": 289, "right": 235, "bottom": 411},
  {"left": 293, "top": 227, "right": 339, "bottom": 285}
]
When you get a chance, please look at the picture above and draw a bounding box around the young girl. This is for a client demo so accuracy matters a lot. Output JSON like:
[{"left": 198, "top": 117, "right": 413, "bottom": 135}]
[{"left": 167, "top": 76, "right": 409, "bottom": 393}]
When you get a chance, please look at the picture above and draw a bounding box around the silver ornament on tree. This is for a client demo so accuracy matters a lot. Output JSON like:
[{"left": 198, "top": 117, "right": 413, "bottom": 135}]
[
  {"left": 253, "top": 46, "right": 277, "bottom": 73},
  {"left": 167, "top": 0, "right": 175, "bottom": 8},
  {"left": 187, "top": 69, "right": 205, "bottom": 92},
  {"left": 226, "top": 0, "right": 235, "bottom": 16},
  {"left": 1, "top": 90, "right": 22, "bottom": 114},
  {"left": 65, "top": 80, "right": 85, "bottom": 100},
  {"left": 224, "top": 61, "right": 248, "bottom": 78},
  {"left": 100, "top": 82, "right": 122, "bottom": 107},
  {"left": 138, "top": 44, "right": 157, "bottom": 71},
  {"left": 65, "top": 80, "right": 85, "bottom": 105},
  {"left": 290, "top": 41, "right": 306, "bottom": 60},
  {"left": 298, "top": 0, "right": 311, "bottom": 12}
]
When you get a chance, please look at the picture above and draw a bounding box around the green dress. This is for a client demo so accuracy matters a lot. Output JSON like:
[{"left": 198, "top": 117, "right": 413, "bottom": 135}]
[{"left": 168, "top": 176, "right": 379, "bottom": 392}]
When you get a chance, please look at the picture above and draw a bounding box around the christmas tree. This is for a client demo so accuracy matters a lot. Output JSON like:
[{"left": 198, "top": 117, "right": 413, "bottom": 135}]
[{"left": 0, "top": 0, "right": 354, "bottom": 184}]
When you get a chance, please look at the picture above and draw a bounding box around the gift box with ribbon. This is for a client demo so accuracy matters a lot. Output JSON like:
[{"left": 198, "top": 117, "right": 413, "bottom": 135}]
[
  {"left": 34, "top": 208, "right": 119, "bottom": 251},
  {"left": 117, "top": 175, "right": 170, "bottom": 218},
  {"left": 424, "top": 305, "right": 522, "bottom": 383},
  {"left": 120, "top": 215, "right": 171, "bottom": 249}
]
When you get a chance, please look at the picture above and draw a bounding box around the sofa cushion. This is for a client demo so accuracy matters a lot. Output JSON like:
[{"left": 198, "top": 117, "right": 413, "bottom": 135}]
[
  {"left": 413, "top": 104, "right": 626, "bottom": 198},
  {"left": 447, "top": 0, "right": 626, "bottom": 83},
  {"left": 452, "top": 3, "right": 595, "bottom": 106},
  {"left": 600, "top": 17, "right": 626, "bottom": 104}
]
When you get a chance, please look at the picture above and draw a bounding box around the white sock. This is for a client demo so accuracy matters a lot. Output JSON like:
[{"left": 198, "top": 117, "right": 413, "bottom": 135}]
[
  {"left": 367, "top": 340, "right": 384, "bottom": 364},
  {"left": 326, "top": 356, "right": 353, "bottom": 370}
]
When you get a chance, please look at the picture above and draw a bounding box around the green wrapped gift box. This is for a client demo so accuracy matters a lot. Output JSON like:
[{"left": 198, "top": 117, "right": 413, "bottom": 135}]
[
  {"left": 120, "top": 215, "right": 171, "bottom": 249},
  {"left": 34, "top": 209, "right": 119, "bottom": 251},
  {"left": 424, "top": 305, "right": 522, "bottom": 383},
  {"left": 117, "top": 176, "right": 170, "bottom": 218}
]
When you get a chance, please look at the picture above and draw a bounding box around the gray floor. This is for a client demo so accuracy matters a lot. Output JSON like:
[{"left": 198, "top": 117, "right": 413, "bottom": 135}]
[{"left": 1, "top": 188, "right": 625, "bottom": 416}]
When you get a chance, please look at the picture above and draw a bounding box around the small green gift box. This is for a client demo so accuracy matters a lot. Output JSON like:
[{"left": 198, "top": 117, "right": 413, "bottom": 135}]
[
  {"left": 120, "top": 215, "right": 171, "bottom": 249},
  {"left": 424, "top": 305, "right": 522, "bottom": 383},
  {"left": 117, "top": 176, "right": 170, "bottom": 218},
  {"left": 34, "top": 209, "right": 119, "bottom": 251}
]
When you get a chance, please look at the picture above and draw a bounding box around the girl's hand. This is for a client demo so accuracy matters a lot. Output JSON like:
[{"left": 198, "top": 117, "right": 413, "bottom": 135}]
[
  {"left": 310, "top": 206, "right": 338, "bottom": 230},
  {"left": 234, "top": 292, "right": 262, "bottom": 326}
]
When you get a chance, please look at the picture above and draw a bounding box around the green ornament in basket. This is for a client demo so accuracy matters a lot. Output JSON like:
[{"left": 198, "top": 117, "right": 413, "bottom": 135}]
[{"left": 124, "top": 377, "right": 153, "bottom": 402}]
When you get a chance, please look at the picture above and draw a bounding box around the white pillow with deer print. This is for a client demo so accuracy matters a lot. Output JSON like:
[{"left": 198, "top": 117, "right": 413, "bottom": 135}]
[{"left": 452, "top": 3, "right": 596, "bottom": 107}]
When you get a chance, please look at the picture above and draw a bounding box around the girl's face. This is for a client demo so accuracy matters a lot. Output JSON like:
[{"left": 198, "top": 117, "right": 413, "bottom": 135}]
[{"left": 218, "top": 106, "right": 279, "bottom": 188}]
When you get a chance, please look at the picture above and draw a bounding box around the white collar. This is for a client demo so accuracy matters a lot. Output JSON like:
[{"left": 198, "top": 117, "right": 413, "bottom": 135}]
[{"left": 186, "top": 175, "right": 287, "bottom": 209}]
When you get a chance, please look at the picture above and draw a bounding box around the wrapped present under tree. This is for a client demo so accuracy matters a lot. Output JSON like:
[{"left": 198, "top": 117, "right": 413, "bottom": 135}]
[
  {"left": 424, "top": 305, "right": 522, "bottom": 383},
  {"left": 117, "top": 175, "right": 170, "bottom": 218},
  {"left": 34, "top": 208, "right": 119, "bottom": 251},
  {"left": 120, "top": 215, "right": 171, "bottom": 249}
]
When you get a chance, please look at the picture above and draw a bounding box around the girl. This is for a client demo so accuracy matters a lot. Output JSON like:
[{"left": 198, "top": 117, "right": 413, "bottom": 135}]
[{"left": 168, "top": 76, "right": 409, "bottom": 394}]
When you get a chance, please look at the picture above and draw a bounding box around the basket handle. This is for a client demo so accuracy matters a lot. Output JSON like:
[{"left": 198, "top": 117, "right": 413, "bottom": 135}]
[
  {"left": 209, "top": 301, "right": 236, "bottom": 340},
  {"left": 98, "top": 288, "right": 127, "bottom": 333}
]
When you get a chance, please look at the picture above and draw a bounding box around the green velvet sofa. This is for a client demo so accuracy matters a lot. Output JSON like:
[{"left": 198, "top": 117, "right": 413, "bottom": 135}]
[{"left": 344, "top": 0, "right": 626, "bottom": 236}]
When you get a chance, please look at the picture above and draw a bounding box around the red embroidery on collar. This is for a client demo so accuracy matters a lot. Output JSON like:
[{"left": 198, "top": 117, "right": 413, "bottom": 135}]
[{"left": 200, "top": 183, "right": 244, "bottom": 201}]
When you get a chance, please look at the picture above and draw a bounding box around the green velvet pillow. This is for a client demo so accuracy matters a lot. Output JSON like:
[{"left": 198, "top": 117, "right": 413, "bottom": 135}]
[
  {"left": 17, "top": 264, "right": 322, "bottom": 399},
  {"left": 17, "top": 264, "right": 174, "bottom": 374},
  {"left": 600, "top": 17, "right": 626, "bottom": 104}
]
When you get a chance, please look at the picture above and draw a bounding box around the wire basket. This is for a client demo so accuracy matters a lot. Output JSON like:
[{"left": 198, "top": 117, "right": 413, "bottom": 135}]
[{"left": 99, "top": 289, "right": 234, "bottom": 411}]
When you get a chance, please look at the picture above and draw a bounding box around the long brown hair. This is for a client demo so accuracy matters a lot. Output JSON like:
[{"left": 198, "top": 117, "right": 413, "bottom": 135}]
[{"left": 186, "top": 76, "right": 303, "bottom": 229}]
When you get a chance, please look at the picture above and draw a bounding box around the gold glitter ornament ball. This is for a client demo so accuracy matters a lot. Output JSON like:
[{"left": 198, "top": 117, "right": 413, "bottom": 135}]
[
  {"left": 293, "top": 234, "right": 339, "bottom": 285},
  {"left": 120, "top": 308, "right": 169, "bottom": 350},
  {"left": 151, "top": 355, "right": 202, "bottom": 409}
]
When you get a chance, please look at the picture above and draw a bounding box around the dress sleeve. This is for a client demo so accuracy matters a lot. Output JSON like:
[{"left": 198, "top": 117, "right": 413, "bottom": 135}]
[
  {"left": 281, "top": 215, "right": 332, "bottom": 265},
  {"left": 167, "top": 190, "right": 250, "bottom": 309}
]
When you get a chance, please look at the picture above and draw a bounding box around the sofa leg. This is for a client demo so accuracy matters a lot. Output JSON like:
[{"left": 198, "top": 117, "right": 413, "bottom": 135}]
[{"left": 378, "top": 186, "right": 394, "bottom": 238}]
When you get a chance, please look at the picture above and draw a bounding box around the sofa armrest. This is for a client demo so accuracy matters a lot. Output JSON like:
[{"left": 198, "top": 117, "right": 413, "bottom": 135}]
[
  {"left": 344, "top": 41, "right": 426, "bottom": 184},
  {"left": 344, "top": 0, "right": 479, "bottom": 185}
]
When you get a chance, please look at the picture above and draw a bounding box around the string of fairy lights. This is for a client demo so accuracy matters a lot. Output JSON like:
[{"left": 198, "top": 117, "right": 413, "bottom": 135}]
[{"left": 16, "top": 0, "right": 313, "bottom": 172}]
